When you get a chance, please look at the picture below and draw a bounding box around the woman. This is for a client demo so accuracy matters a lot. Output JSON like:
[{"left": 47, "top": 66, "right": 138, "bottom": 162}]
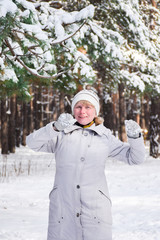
[{"left": 26, "top": 89, "right": 145, "bottom": 240}]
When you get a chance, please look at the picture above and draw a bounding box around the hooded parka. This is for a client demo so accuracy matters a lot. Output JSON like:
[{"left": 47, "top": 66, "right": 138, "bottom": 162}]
[{"left": 26, "top": 122, "right": 145, "bottom": 240}]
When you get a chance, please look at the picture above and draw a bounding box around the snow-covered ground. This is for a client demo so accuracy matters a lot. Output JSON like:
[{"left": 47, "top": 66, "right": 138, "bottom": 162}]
[{"left": 0, "top": 143, "right": 160, "bottom": 240}]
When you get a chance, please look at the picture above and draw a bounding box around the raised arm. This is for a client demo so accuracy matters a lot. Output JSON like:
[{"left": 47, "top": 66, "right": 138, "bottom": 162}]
[
  {"left": 26, "top": 113, "right": 76, "bottom": 153},
  {"left": 26, "top": 122, "right": 59, "bottom": 153},
  {"left": 108, "top": 120, "right": 145, "bottom": 165}
]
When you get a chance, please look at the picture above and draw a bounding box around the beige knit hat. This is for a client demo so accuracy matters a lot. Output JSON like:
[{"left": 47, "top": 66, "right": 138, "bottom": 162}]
[{"left": 71, "top": 90, "right": 100, "bottom": 115}]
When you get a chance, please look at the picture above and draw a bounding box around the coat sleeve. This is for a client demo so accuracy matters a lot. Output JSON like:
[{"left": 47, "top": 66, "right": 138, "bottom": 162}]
[
  {"left": 107, "top": 132, "right": 145, "bottom": 165},
  {"left": 26, "top": 122, "right": 60, "bottom": 153}
]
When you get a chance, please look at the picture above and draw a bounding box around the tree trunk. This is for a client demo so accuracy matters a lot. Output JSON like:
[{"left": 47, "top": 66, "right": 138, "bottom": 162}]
[
  {"left": 140, "top": 95, "right": 150, "bottom": 141},
  {"left": 149, "top": 97, "right": 160, "bottom": 158},
  {"left": 97, "top": 79, "right": 103, "bottom": 116},
  {"left": 33, "top": 86, "right": 43, "bottom": 130},
  {"left": 112, "top": 92, "right": 119, "bottom": 135},
  {"left": 33, "top": 85, "right": 38, "bottom": 129},
  {"left": 48, "top": 86, "right": 55, "bottom": 121},
  {"left": 34, "top": 85, "right": 43, "bottom": 129},
  {"left": 0, "top": 101, "right": 1, "bottom": 149},
  {"left": 53, "top": 89, "right": 60, "bottom": 121},
  {"left": 37, "top": 86, "right": 43, "bottom": 128},
  {"left": 64, "top": 94, "right": 72, "bottom": 114},
  {"left": 149, "top": 0, "right": 157, "bottom": 30},
  {"left": 8, "top": 95, "right": 16, "bottom": 153},
  {"left": 59, "top": 91, "right": 65, "bottom": 115},
  {"left": 15, "top": 99, "right": 22, "bottom": 147},
  {"left": 1, "top": 98, "right": 9, "bottom": 154},
  {"left": 126, "top": 93, "right": 138, "bottom": 121},
  {"left": 150, "top": 0, "right": 157, "bottom": 8},
  {"left": 144, "top": 95, "right": 150, "bottom": 139},
  {"left": 22, "top": 102, "right": 28, "bottom": 146},
  {"left": 103, "top": 97, "right": 114, "bottom": 131},
  {"left": 141, "top": 95, "right": 146, "bottom": 130},
  {"left": 27, "top": 86, "right": 34, "bottom": 133},
  {"left": 118, "top": 83, "right": 127, "bottom": 141}
]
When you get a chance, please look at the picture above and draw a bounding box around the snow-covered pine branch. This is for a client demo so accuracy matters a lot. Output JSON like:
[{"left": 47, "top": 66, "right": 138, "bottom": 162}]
[
  {"left": 87, "top": 0, "right": 160, "bottom": 93},
  {"left": 51, "top": 20, "right": 87, "bottom": 45},
  {"left": 88, "top": 20, "right": 123, "bottom": 60},
  {"left": 0, "top": 0, "right": 96, "bottom": 96}
]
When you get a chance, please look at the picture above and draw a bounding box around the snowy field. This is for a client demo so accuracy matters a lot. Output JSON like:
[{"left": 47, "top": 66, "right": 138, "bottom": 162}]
[{"left": 0, "top": 143, "right": 160, "bottom": 240}]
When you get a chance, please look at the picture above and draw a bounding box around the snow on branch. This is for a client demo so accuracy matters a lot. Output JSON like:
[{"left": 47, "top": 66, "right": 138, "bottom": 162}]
[
  {"left": 51, "top": 4, "right": 94, "bottom": 45},
  {"left": 90, "top": 21, "right": 124, "bottom": 44},
  {"left": 88, "top": 20, "right": 123, "bottom": 60},
  {"left": 4, "top": 38, "right": 80, "bottom": 80},
  {"left": 0, "top": 0, "right": 17, "bottom": 17},
  {"left": 51, "top": 20, "right": 87, "bottom": 45},
  {"left": 19, "top": 57, "right": 80, "bottom": 80}
]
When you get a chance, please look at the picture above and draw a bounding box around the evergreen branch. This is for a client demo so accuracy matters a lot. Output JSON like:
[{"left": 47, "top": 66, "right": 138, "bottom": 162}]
[
  {"left": 4, "top": 38, "right": 79, "bottom": 80},
  {"left": 51, "top": 20, "right": 87, "bottom": 45},
  {"left": 10, "top": 31, "right": 43, "bottom": 60},
  {"left": 87, "top": 21, "right": 109, "bottom": 45},
  {"left": 15, "top": 56, "right": 79, "bottom": 80},
  {"left": 10, "top": 32, "right": 44, "bottom": 59},
  {"left": 28, "top": 49, "right": 43, "bottom": 58},
  {"left": 60, "top": 43, "right": 71, "bottom": 52},
  {"left": 12, "top": 29, "right": 39, "bottom": 41},
  {"left": 4, "top": 39, "right": 15, "bottom": 57},
  {"left": 12, "top": 30, "right": 40, "bottom": 50}
]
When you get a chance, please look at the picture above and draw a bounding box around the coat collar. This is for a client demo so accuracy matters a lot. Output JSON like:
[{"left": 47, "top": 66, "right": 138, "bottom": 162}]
[{"left": 64, "top": 123, "right": 105, "bottom": 136}]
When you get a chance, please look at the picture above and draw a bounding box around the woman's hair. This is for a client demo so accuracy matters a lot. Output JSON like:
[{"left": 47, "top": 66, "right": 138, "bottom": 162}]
[{"left": 94, "top": 117, "right": 104, "bottom": 125}]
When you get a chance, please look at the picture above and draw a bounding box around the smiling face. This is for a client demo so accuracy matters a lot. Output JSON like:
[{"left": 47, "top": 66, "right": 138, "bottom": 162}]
[{"left": 73, "top": 100, "right": 97, "bottom": 125}]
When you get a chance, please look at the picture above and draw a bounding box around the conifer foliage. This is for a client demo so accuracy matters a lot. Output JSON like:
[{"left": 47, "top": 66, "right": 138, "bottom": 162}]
[{"left": 0, "top": 0, "right": 96, "bottom": 98}]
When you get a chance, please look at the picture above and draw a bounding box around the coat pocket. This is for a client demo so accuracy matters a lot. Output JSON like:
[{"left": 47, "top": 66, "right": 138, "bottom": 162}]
[
  {"left": 48, "top": 186, "right": 64, "bottom": 226},
  {"left": 96, "top": 189, "right": 112, "bottom": 225}
]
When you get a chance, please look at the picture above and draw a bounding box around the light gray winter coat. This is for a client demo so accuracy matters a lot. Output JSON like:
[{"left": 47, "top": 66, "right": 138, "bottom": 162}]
[{"left": 26, "top": 122, "right": 145, "bottom": 240}]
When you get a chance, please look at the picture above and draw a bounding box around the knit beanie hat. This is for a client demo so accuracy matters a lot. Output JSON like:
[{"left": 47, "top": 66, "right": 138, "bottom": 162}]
[{"left": 71, "top": 90, "right": 100, "bottom": 115}]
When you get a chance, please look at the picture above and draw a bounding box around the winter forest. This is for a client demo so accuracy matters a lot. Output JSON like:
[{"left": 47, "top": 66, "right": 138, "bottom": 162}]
[
  {"left": 0, "top": 1, "right": 160, "bottom": 240},
  {"left": 0, "top": 0, "right": 160, "bottom": 156}
]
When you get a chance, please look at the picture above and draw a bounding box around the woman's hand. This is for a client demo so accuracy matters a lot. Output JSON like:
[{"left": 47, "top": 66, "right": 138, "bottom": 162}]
[
  {"left": 125, "top": 120, "right": 142, "bottom": 138},
  {"left": 54, "top": 113, "right": 76, "bottom": 131}
]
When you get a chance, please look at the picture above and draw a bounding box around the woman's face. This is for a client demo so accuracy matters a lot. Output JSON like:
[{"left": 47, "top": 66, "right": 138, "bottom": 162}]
[{"left": 74, "top": 101, "right": 97, "bottom": 125}]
